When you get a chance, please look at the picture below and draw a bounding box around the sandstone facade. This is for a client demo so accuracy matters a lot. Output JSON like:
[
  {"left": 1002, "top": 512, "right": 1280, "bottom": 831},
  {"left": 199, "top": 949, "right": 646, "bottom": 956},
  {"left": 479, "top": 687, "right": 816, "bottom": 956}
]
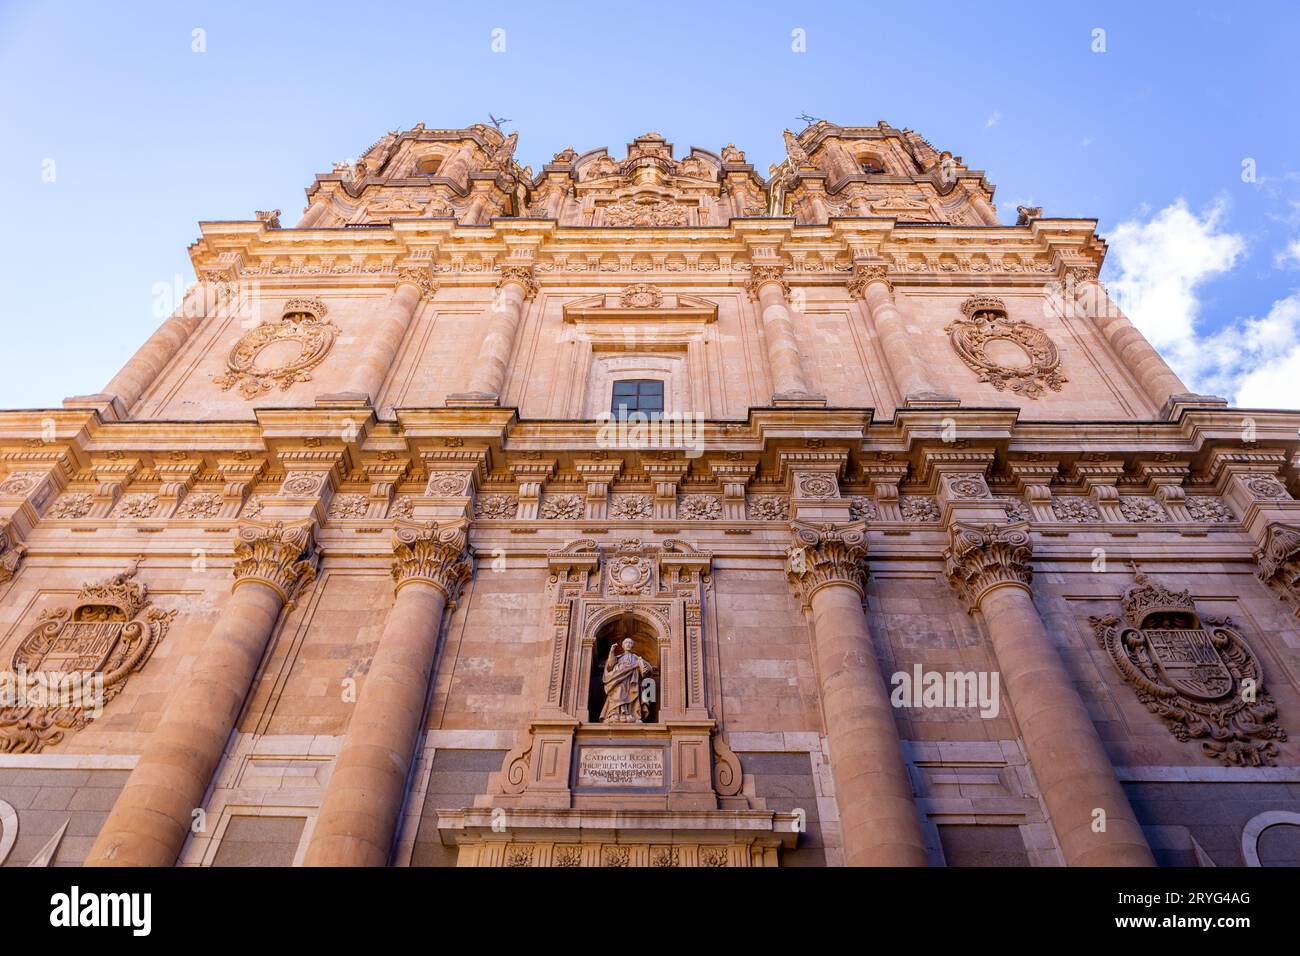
[{"left": 1, "top": 121, "right": 1298, "bottom": 867}]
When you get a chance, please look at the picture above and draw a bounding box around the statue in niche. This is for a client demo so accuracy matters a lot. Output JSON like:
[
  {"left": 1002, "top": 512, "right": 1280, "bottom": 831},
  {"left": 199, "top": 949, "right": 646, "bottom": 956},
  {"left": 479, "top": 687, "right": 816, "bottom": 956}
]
[{"left": 599, "top": 637, "right": 656, "bottom": 724}]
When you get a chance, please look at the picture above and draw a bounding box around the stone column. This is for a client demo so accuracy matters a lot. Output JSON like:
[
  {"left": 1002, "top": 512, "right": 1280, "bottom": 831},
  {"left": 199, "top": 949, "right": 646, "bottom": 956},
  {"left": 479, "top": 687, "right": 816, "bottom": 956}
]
[
  {"left": 337, "top": 269, "right": 436, "bottom": 406},
  {"left": 847, "top": 259, "right": 950, "bottom": 404},
  {"left": 944, "top": 522, "right": 1154, "bottom": 866},
  {"left": 448, "top": 266, "right": 537, "bottom": 405},
  {"left": 746, "top": 266, "right": 821, "bottom": 403},
  {"left": 92, "top": 278, "right": 231, "bottom": 415},
  {"left": 1067, "top": 269, "right": 1197, "bottom": 412},
  {"left": 86, "top": 520, "right": 317, "bottom": 867},
  {"left": 304, "top": 520, "right": 471, "bottom": 866},
  {"left": 788, "top": 523, "right": 928, "bottom": 866}
]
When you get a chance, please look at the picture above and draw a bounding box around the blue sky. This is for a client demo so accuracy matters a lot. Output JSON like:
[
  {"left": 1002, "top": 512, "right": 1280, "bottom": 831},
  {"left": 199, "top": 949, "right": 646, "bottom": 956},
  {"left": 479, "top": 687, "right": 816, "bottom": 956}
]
[{"left": 2, "top": 0, "right": 1298, "bottom": 409}]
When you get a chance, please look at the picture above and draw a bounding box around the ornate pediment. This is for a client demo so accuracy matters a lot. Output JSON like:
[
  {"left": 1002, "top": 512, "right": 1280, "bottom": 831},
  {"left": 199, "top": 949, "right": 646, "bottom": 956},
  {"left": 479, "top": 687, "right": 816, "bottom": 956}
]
[{"left": 562, "top": 289, "right": 717, "bottom": 324}]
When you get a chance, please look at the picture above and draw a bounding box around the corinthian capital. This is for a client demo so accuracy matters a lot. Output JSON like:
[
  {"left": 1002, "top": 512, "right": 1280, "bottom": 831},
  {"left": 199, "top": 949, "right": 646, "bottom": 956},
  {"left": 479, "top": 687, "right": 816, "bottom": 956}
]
[
  {"left": 787, "top": 521, "right": 868, "bottom": 601},
  {"left": 232, "top": 520, "right": 318, "bottom": 603},
  {"left": 846, "top": 260, "right": 891, "bottom": 298},
  {"left": 396, "top": 267, "right": 439, "bottom": 300},
  {"left": 497, "top": 265, "right": 538, "bottom": 301},
  {"left": 1256, "top": 522, "right": 1300, "bottom": 616},
  {"left": 745, "top": 264, "right": 789, "bottom": 302},
  {"left": 944, "top": 521, "right": 1033, "bottom": 610},
  {"left": 391, "top": 519, "right": 472, "bottom": 602}
]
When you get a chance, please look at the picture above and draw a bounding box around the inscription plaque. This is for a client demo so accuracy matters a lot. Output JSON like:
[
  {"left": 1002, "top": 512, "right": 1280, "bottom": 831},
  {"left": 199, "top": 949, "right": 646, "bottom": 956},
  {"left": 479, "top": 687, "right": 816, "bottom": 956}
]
[{"left": 576, "top": 746, "right": 665, "bottom": 788}]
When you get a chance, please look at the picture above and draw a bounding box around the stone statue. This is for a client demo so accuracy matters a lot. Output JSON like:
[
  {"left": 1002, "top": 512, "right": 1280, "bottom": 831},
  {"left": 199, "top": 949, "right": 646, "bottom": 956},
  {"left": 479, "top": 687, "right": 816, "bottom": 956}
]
[
  {"left": 599, "top": 637, "right": 656, "bottom": 723},
  {"left": 783, "top": 129, "right": 811, "bottom": 168}
]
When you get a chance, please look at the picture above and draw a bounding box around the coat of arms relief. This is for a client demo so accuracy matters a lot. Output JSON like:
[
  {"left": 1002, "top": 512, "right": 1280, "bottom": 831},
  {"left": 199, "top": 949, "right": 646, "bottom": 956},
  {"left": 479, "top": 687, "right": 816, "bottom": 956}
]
[
  {"left": 0, "top": 562, "right": 174, "bottom": 753},
  {"left": 1091, "top": 566, "right": 1286, "bottom": 767}
]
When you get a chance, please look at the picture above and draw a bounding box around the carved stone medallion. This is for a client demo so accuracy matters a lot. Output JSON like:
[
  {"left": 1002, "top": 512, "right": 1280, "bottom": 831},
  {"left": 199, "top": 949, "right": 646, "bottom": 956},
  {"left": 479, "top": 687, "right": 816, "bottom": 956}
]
[
  {"left": 213, "top": 297, "right": 338, "bottom": 399},
  {"left": 620, "top": 284, "right": 664, "bottom": 309},
  {"left": 946, "top": 296, "right": 1066, "bottom": 398},
  {"left": 1091, "top": 566, "right": 1286, "bottom": 766},
  {"left": 0, "top": 563, "right": 175, "bottom": 753}
]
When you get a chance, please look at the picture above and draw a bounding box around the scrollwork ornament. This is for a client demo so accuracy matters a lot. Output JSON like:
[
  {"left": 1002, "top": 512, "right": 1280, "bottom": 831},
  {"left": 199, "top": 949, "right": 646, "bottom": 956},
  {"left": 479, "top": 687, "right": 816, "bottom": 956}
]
[
  {"left": 620, "top": 284, "right": 663, "bottom": 309},
  {"left": 794, "top": 473, "right": 838, "bottom": 499},
  {"left": 1092, "top": 566, "right": 1286, "bottom": 766},
  {"left": 213, "top": 300, "right": 339, "bottom": 400},
  {"left": 946, "top": 296, "right": 1067, "bottom": 398},
  {"left": 0, "top": 562, "right": 175, "bottom": 753}
]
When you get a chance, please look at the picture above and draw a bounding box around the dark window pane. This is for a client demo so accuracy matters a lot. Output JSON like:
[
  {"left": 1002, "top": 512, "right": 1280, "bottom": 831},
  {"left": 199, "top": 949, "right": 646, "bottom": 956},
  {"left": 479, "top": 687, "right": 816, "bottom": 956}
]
[{"left": 610, "top": 379, "right": 664, "bottom": 416}]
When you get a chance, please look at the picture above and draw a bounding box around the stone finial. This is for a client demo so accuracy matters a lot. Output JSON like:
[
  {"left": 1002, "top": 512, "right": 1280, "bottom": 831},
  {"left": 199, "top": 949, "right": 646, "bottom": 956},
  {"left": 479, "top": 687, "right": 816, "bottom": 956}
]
[
  {"left": 787, "top": 522, "right": 868, "bottom": 601},
  {"left": 783, "top": 129, "right": 811, "bottom": 168},
  {"left": 232, "top": 520, "right": 318, "bottom": 603},
  {"left": 391, "top": 519, "right": 472, "bottom": 603},
  {"left": 943, "top": 521, "right": 1033, "bottom": 610}
]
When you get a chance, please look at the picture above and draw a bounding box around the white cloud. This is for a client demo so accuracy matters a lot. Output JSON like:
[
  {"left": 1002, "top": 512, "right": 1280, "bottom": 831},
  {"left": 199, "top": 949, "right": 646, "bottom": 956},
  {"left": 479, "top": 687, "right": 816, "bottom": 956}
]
[
  {"left": 985, "top": 112, "right": 1001, "bottom": 129},
  {"left": 1275, "top": 238, "right": 1300, "bottom": 268},
  {"left": 1219, "top": 293, "right": 1300, "bottom": 408},
  {"left": 1105, "top": 198, "right": 1300, "bottom": 408}
]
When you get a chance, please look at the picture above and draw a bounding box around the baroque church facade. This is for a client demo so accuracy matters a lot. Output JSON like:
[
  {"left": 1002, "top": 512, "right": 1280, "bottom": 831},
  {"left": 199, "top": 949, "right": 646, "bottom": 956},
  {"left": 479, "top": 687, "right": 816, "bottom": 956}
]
[{"left": 0, "top": 121, "right": 1298, "bottom": 867}]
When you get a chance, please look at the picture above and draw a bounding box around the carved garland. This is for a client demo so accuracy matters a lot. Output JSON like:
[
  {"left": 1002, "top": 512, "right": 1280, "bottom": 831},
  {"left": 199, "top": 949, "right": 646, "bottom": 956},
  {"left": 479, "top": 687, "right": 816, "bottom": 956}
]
[
  {"left": 214, "top": 297, "right": 338, "bottom": 399},
  {"left": 946, "top": 296, "right": 1067, "bottom": 398}
]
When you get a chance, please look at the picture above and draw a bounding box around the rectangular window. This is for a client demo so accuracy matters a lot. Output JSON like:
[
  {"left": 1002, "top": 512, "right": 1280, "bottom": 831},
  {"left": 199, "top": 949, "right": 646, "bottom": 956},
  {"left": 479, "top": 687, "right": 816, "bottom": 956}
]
[{"left": 611, "top": 379, "right": 664, "bottom": 417}]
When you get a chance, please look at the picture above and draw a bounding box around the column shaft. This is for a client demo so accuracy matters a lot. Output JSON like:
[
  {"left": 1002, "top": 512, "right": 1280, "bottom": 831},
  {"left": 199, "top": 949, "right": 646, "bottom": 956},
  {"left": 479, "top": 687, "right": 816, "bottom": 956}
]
[
  {"left": 753, "top": 280, "right": 815, "bottom": 400},
  {"left": 979, "top": 584, "right": 1154, "bottom": 865},
  {"left": 102, "top": 309, "right": 203, "bottom": 413},
  {"left": 342, "top": 279, "right": 426, "bottom": 404},
  {"left": 86, "top": 580, "right": 287, "bottom": 865},
  {"left": 808, "top": 583, "right": 930, "bottom": 865},
  {"left": 304, "top": 582, "right": 448, "bottom": 865},
  {"left": 1091, "top": 299, "right": 1188, "bottom": 408},
  {"left": 452, "top": 270, "right": 535, "bottom": 403},
  {"left": 944, "top": 521, "right": 1153, "bottom": 866},
  {"left": 86, "top": 521, "right": 315, "bottom": 867},
  {"left": 858, "top": 279, "right": 940, "bottom": 402}
]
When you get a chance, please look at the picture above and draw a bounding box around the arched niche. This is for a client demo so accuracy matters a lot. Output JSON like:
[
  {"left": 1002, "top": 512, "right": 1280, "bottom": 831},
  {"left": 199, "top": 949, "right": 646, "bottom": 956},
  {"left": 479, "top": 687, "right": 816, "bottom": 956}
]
[{"left": 586, "top": 609, "right": 662, "bottom": 724}]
